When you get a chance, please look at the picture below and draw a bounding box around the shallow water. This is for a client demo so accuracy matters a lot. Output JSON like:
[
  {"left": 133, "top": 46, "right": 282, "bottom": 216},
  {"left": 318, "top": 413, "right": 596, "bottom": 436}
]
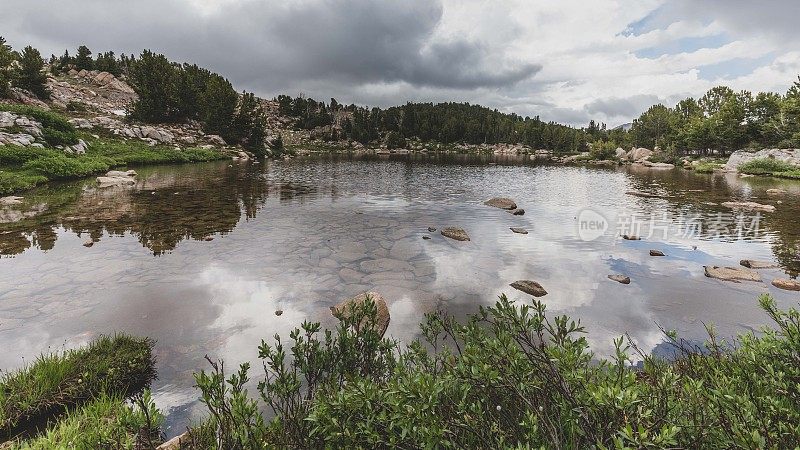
[{"left": 1, "top": 153, "right": 799, "bottom": 435}]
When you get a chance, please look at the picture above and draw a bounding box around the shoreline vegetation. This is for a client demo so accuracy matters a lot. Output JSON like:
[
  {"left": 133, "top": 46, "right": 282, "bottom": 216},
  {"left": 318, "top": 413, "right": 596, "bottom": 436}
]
[
  {"left": 2, "top": 39, "right": 800, "bottom": 197},
  {"left": 0, "top": 294, "right": 798, "bottom": 448}
]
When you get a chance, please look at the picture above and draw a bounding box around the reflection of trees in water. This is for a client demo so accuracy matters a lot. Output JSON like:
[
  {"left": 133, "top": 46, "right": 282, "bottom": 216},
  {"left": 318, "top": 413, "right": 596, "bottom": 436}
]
[
  {"left": 0, "top": 163, "right": 319, "bottom": 257},
  {"left": 624, "top": 167, "right": 800, "bottom": 273}
]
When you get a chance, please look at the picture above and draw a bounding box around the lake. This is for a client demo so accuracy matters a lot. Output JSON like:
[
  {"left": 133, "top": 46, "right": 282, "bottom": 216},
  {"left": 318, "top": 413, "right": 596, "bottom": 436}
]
[{"left": 1, "top": 153, "right": 799, "bottom": 435}]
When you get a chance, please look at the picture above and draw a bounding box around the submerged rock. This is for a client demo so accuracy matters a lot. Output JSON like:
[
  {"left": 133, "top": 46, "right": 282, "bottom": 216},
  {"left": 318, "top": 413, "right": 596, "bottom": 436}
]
[
  {"left": 704, "top": 266, "right": 762, "bottom": 283},
  {"left": 0, "top": 196, "right": 24, "bottom": 206},
  {"left": 608, "top": 274, "right": 631, "bottom": 284},
  {"left": 330, "top": 292, "right": 390, "bottom": 337},
  {"left": 649, "top": 250, "right": 665, "bottom": 256},
  {"left": 626, "top": 191, "right": 669, "bottom": 199},
  {"left": 740, "top": 259, "right": 779, "bottom": 269},
  {"left": 721, "top": 201, "right": 775, "bottom": 212},
  {"left": 510, "top": 280, "right": 548, "bottom": 297},
  {"left": 510, "top": 227, "right": 528, "bottom": 234},
  {"left": 766, "top": 188, "right": 788, "bottom": 195},
  {"left": 772, "top": 278, "right": 800, "bottom": 291},
  {"left": 484, "top": 197, "right": 517, "bottom": 210},
  {"left": 441, "top": 227, "right": 470, "bottom": 241}
]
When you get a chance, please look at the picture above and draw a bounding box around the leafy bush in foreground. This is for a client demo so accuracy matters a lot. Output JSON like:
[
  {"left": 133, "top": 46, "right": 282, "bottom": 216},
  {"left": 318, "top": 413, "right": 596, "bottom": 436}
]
[{"left": 188, "top": 294, "right": 800, "bottom": 449}]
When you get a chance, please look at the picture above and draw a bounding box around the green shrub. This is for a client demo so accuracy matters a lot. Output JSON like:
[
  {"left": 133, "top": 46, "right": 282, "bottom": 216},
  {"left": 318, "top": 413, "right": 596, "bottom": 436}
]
[
  {"left": 738, "top": 157, "right": 797, "bottom": 174},
  {"left": 0, "top": 146, "right": 56, "bottom": 165},
  {"left": 22, "top": 154, "right": 112, "bottom": 179},
  {"left": 776, "top": 169, "right": 800, "bottom": 179},
  {"left": 0, "top": 171, "right": 47, "bottom": 195},
  {"left": 0, "top": 104, "right": 77, "bottom": 146},
  {"left": 693, "top": 162, "right": 722, "bottom": 173},
  {"left": 589, "top": 140, "right": 617, "bottom": 160},
  {"left": 0, "top": 334, "right": 156, "bottom": 439},
  {"left": 187, "top": 294, "right": 800, "bottom": 449}
]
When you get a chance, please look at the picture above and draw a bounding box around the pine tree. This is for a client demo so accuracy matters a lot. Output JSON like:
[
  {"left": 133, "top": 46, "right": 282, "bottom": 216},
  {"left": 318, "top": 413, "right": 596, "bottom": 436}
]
[
  {"left": 13, "top": 46, "right": 49, "bottom": 99},
  {"left": 74, "top": 45, "right": 93, "bottom": 70},
  {"left": 128, "top": 50, "right": 179, "bottom": 122},
  {"left": 0, "top": 36, "right": 15, "bottom": 98}
]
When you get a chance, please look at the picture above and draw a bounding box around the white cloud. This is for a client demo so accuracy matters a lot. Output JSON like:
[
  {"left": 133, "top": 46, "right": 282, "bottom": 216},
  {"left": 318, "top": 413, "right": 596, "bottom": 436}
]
[{"left": 1, "top": 0, "right": 798, "bottom": 126}]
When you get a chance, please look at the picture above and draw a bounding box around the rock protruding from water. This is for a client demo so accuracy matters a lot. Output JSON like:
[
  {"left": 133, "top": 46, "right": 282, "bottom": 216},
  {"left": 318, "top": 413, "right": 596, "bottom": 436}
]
[
  {"left": 649, "top": 250, "right": 665, "bottom": 256},
  {"left": 608, "top": 274, "right": 631, "bottom": 284},
  {"left": 97, "top": 170, "right": 137, "bottom": 188},
  {"left": 427, "top": 227, "right": 437, "bottom": 232},
  {"left": 510, "top": 280, "right": 548, "bottom": 297},
  {"left": 441, "top": 227, "right": 470, "bottom": 241},
  {"left": 508, "top": 208, "right": 525, "bottom": 216},
  {"left": 766, "top": 189, "right": 788, "bottom": 195},
  {"left": 510, "top": 227, "right": 528, "bottom": 234},
  {"left": 721, "top": 201, "right": 775, "bottom": 212},
  {"left": 740, "top": 259, "right": 779, "bottom": 269},
  {"left": 704, "top": 266, "right": 762, "bottom": 282},
  {"left": 330, "top": 292, "right": 390, "bottom": 337},
  {"left": 772, "top": 278, "right": 800, "bottom": 291},
  {"left": 622, "top": 234, "right": 641, "bottom": 240},
  {"left": 484, "top": 197, "right": 517, "bottom": 210}
]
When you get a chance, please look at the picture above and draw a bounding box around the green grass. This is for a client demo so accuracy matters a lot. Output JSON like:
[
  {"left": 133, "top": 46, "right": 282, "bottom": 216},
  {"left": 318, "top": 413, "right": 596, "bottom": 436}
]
[
  {"left": 738, "top": 158, "right": 798, "bottom": 175},
  {"left": 0, "top": 138, "right": 228, "bottom": 195},
  {"left": 0, "top": 104, "right": 78, "bottom": 147},
  {"left": 693, "top": 162, "right": 723, "bottom": 173},
  {"left": 12, "top": 392, "right": 163, "bottom": 449},
  {"left": 0, "top": 334, "right": 156, "bottom": 440}
]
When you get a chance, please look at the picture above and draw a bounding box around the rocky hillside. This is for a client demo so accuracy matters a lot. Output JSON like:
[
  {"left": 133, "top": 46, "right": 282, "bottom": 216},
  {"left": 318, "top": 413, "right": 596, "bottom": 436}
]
[{"left": 1, "top": 68, "right": 296, "bottom": 154}]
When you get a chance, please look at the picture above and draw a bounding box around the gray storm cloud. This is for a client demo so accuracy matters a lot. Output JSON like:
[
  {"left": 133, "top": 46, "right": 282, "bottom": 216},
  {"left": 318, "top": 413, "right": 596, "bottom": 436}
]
[
  {"left": 1, "top": 0, "right": 540, "bottom": 94},
  {"left": 1, "top": 0, "right": 797, "bottom": 126}
]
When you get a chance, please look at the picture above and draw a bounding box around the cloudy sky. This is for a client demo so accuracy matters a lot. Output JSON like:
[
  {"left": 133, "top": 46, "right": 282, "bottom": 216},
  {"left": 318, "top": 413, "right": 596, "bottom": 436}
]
[{"left": 2, "top": 0, "right": 800, "bottom": 126}]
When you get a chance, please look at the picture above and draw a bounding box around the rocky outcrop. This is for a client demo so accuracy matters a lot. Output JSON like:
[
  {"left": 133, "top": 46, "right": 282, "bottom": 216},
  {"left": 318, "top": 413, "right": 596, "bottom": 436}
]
[
  {"left": 623, "top": 147, "right": 653, "bottom": 162},
  {"left": 772, "top": 278, "right": 800, "bottom": 291},
  {"left": 724, "top": 148, "right": 800, "bottom": 172},
  {"left": 704, "top": 266, "right": 762, "bottom": 282},
  {"left": 330, "top": 292, "right": 390, "bottom": 337},
  {"left": 441, "top": 227, "right": 470, "bottom": 241},
  {"left": 740, "top": 259, "right": 779, "bottom": 269},
  {"left": 721, "top": 201, "right": 776, "bottom": 213},
  {"left": 510, "top": 280, "right": 548, "bottom": 297},
  {"left": 484, "top": 197, "right": 517, "bottom": 210}
]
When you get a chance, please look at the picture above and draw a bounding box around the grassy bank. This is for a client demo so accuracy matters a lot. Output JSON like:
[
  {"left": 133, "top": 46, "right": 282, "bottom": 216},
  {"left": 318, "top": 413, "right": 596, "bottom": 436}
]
[
  {"left": 14, "top": 393, "right": 162, "bottom": 450},
  {"left": 738, "top": 158, "right": 800, "bottom": 179},
  {"left": 0, "top": 334, "right": 156, "bottom": 442},
  {"left": 0, "top": 105, "right": 229, "bottom": 195}
]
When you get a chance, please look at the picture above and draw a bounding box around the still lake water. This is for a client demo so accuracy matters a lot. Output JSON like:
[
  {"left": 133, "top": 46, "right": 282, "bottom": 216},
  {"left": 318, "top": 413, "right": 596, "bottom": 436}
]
[{"left": 1, "top": 153, "right": 799, "bottom": 434}]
